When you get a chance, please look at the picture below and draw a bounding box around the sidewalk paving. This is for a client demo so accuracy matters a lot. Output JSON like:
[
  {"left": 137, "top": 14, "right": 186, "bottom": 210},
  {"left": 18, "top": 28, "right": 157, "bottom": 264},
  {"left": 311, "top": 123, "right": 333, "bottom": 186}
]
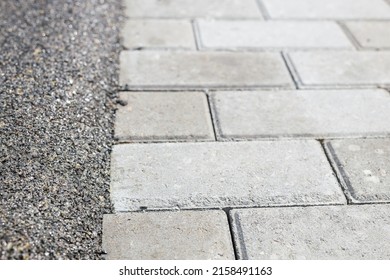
[{"left": 103, "top": 0, "right": 390, "bottom": 259}]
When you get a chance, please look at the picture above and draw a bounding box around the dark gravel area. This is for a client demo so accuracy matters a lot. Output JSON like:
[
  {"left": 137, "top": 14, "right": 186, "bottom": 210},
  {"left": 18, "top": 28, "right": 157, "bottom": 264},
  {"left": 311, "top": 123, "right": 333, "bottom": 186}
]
[{"left": 0, "top": 0, "right": 122, "bottom": 259}]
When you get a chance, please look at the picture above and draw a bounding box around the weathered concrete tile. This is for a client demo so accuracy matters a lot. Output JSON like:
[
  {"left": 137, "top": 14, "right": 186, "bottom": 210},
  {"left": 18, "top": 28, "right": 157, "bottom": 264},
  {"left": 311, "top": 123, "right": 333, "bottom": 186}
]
[
  {"left": 261, "top": 0, "right": 390, "bottom": 19},
  {"left": 325, "top": 139, "right": 390, "bottom": 203},
  {"left": 197, "top": 20, "right": 352, "bottom": 49},
  {"left": 103, "top": 211, "right": 234, "bottom": 260},
  {"left": 124, "top": 0, "right": 262, "bottom": 18},
  {"left": 211, "top": 89, "right": 390, "bottom": 139},
  {"left": 231, "top": 205, "right": 390, "bottom": 259},
  {"left": 120, "top": 51, "right": 294, "bottom": 89},
  {"left": 288, "top": 51, "right": 390, "bottom": 87},
  {"left": 115, "top": 91, "right": 214, "bottom": 142},
  {"left": 121, "top": 20, "right": 195, "bottom": 49},
  {"left": 345, "top": 21, "right": 390, "bottom": 49},
  {"left": 111, "top": 141, "right": 345, "bottom": 211}
]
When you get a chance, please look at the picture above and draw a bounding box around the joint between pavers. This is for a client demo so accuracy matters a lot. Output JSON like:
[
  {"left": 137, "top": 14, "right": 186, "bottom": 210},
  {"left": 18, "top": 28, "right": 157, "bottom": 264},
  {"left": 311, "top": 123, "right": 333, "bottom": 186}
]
[
  {"left": 119, "top": 85, "right": 295, "bottom": 91},
  {"left": 322, "top": 141, "right": 356, "bottom": 204},
  {"left": 230, "top": 211, "right": 249, "bottom": 260},
  {"left": 215, "top": 133, "right": 390, "bottom": 142},
  {"left": 255, "top": 0, "right": 271, "bottom": 20},
  {"left": 191, "top": 19, "right": 202, "bottom": 51},
  {"left": 281, "top": 52, "right": 301, "bottom": 89},
  {"left": 336, "top": 21, "right": 362, "bottom": 50},
  {"left": 296, "top": 83, "right": 390, "bottom": 90},
  {"left": 205, "top": 92, "right": 218, "bottom": 141}
]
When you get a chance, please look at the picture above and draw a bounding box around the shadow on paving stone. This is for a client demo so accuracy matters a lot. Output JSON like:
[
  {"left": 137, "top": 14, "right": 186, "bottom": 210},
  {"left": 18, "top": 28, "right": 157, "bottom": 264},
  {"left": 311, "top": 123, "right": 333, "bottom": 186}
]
[{"left": 0, "top": 0, "right": 122, "bottom": 259}]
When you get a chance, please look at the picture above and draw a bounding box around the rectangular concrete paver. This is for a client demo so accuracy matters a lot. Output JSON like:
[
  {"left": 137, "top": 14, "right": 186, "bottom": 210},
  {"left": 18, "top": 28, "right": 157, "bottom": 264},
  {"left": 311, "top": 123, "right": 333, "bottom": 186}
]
[
  {"left": 125, "top": 0, "right": 262, "bottom": 19},
  {"left": 210, "top": 89, "right": 390, "bottom": 139},
  {"left": 288, "top": 51, "right": 390, "bottom": 88},
  {"left": 121, "top": 20, "right": 195, "bottom": 49},
  {"left": 103, "top": 210, "right": 234, "bottom": 260},
  {"left": 115, "top": 92, "right": 214, "bottom": 142},
  {"left": 261, "top": 0, "right": 390, "bottom": 19},
  {"left": 120, "top": 51, "right": 293, "bottom": 89},
  {"left": 345, "top": 21, "right": 390, "bottom": 49},
  {"left": 231, "top": 205, "right": 390, "bottom": 259},
  {"left": 325, "top": 139, "right": 390, "bottom": 203},
  {"left": 197, "top": 20, "right": 353, "bottom": 50},
  {"left": 110, "top": 141, "right": 345, "bottom": 211}
]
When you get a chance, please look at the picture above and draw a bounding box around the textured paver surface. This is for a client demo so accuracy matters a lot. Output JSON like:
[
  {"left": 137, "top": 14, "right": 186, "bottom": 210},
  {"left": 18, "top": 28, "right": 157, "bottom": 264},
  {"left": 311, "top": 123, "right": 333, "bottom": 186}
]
[
  {"left": 211, "top": 89, "right": 390, "bottom": 139},
  {"left": 115, "top": 91, "right": 214, "bottom": 142},
  {"left": 345, "top": 21, "right": 390, "bottom": 49},
  {"left": 103, "top": 211, "right": 234, "bottom": 260},
  {"left": 111, "top": 141, "right": 345, "bottom": 211},
  {"left": 288, "top": 51, "right": 390, "bottom": 87},
  {"left": 325, "top": 139, "right": 390, "bottom": 203},
  {"left": 121, "top": 20, "right": 195, "bottom": 49},
  {"left": 261, "top": 0, "right": 390, "bottom": 19},
  {"left": 197, "top": 20, "right": 352, "bottom": 50},
  {"left": 231, "top": 205, "right": 390, "bottom": 259},
  {"left": 120, "top": 51, "right": 293, "bottom": 89},
  {"left": 124, "top": 0, "right": 262, "bottom": 18},
  {"left": 103, "top": 0, "right": 390, "bottom": 261}
]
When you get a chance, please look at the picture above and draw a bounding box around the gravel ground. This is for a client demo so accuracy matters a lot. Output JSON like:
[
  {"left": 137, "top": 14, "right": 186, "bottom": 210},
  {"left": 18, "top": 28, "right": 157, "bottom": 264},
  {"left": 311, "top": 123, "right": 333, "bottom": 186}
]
[{"left": 0, "top": 0, "right": 122, "bottom": 259}]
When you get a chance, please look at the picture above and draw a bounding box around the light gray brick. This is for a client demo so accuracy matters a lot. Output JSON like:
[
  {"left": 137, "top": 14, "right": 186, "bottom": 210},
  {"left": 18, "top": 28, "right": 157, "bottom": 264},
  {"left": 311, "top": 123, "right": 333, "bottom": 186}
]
[
  {"left": 197, "top": 20, "right": 353, "bottom": 50},
  {"left": 120, "top": 51, "right": 294, "bottom": 89},
  {"left": 325, "top": 139, "right": 390, "bottom": 203},
  {"left": 345, "top": 21, "right": 390, "bottom": 49},
  {"left": 121, "top": 20, "right": 195, "bottom": 49},
  {"left": 231, "top": 205, "right": 390, "bottom": 259},
  {"left": 115, "top": 91, "right": 214, "bottom": 142},
  {"left": 261, "top": 0, "right": 390, "bottom": 19},
  {"left": 110, "top": 141, "right": 345, "bottom": 211},
  {"left": 211, "top": 89, "right": 390, "bottom": 139},
  {"left": 125, "top": 0, "right": 262, "bottom": 19},
  {"left": 288, "top": 51, "right": 390, "bottom": 87},
  {"left": 103, "top": 211, "right": 234, "bottom": 260}
]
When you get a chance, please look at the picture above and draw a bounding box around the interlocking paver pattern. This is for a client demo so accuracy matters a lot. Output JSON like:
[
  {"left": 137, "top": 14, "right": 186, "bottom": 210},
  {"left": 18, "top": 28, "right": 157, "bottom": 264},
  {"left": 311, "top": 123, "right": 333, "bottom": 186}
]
[
  {"left": 211, "top": 89, "right": 390, "bottom": 139},
  {"left": 325, "top": 139, "right": 390, "bottom": 203},
  {"left": 231, "top": 205, "right": 390, "bottom": 259},
  {"left": 110, "top": 141, "right": 345, "bottom": 212},
  {"left": 197, "top": 20, "right": 353, "bottom": 50},
  {"left": 103, "top": 211, "right": 235, "bottom": 259},
  {"left": 106, "top": 0, "right": 390, "bottom": 260}
]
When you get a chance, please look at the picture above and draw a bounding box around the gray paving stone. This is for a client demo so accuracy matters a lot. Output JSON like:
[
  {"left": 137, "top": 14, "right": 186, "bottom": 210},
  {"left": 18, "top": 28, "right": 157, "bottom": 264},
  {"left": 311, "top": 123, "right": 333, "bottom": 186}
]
[
  {"left": 121, "top": 20, "right": 195, "bottom": 49},
  {"left": 325, "top": 139, "right": 390, "bottom": 203},
  {"left": 231, "top": 205, "right": 390, "bottom": 259},
  {"left": 115, "top": 91, "right": 214, "bottom": 142},
  {"left": 261, "top": 0, "right": 390, "bottom": 19},
  {"left": 288, "top": 51, "right": 390, "bottom": 87},
  {"left": 110, "top": 141, "right": 345, "bottom": 211},
  {"left": 345, "top": 21, "right": 390, "bottom": 49},
  {"left": 197, "top": 20, "right": 353, "bottom": 50},
  {"left": 103, "top": 210, "right": 234, "bottom": 260},
  {"left": 210, "top": 89, "right": 390, "bottom": 139},
  {"left": 125, "top": 0, "right": 262, "bottom": 19},
  {"left": 120, "top": 51, "right": 294, "bottom": 89}
]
